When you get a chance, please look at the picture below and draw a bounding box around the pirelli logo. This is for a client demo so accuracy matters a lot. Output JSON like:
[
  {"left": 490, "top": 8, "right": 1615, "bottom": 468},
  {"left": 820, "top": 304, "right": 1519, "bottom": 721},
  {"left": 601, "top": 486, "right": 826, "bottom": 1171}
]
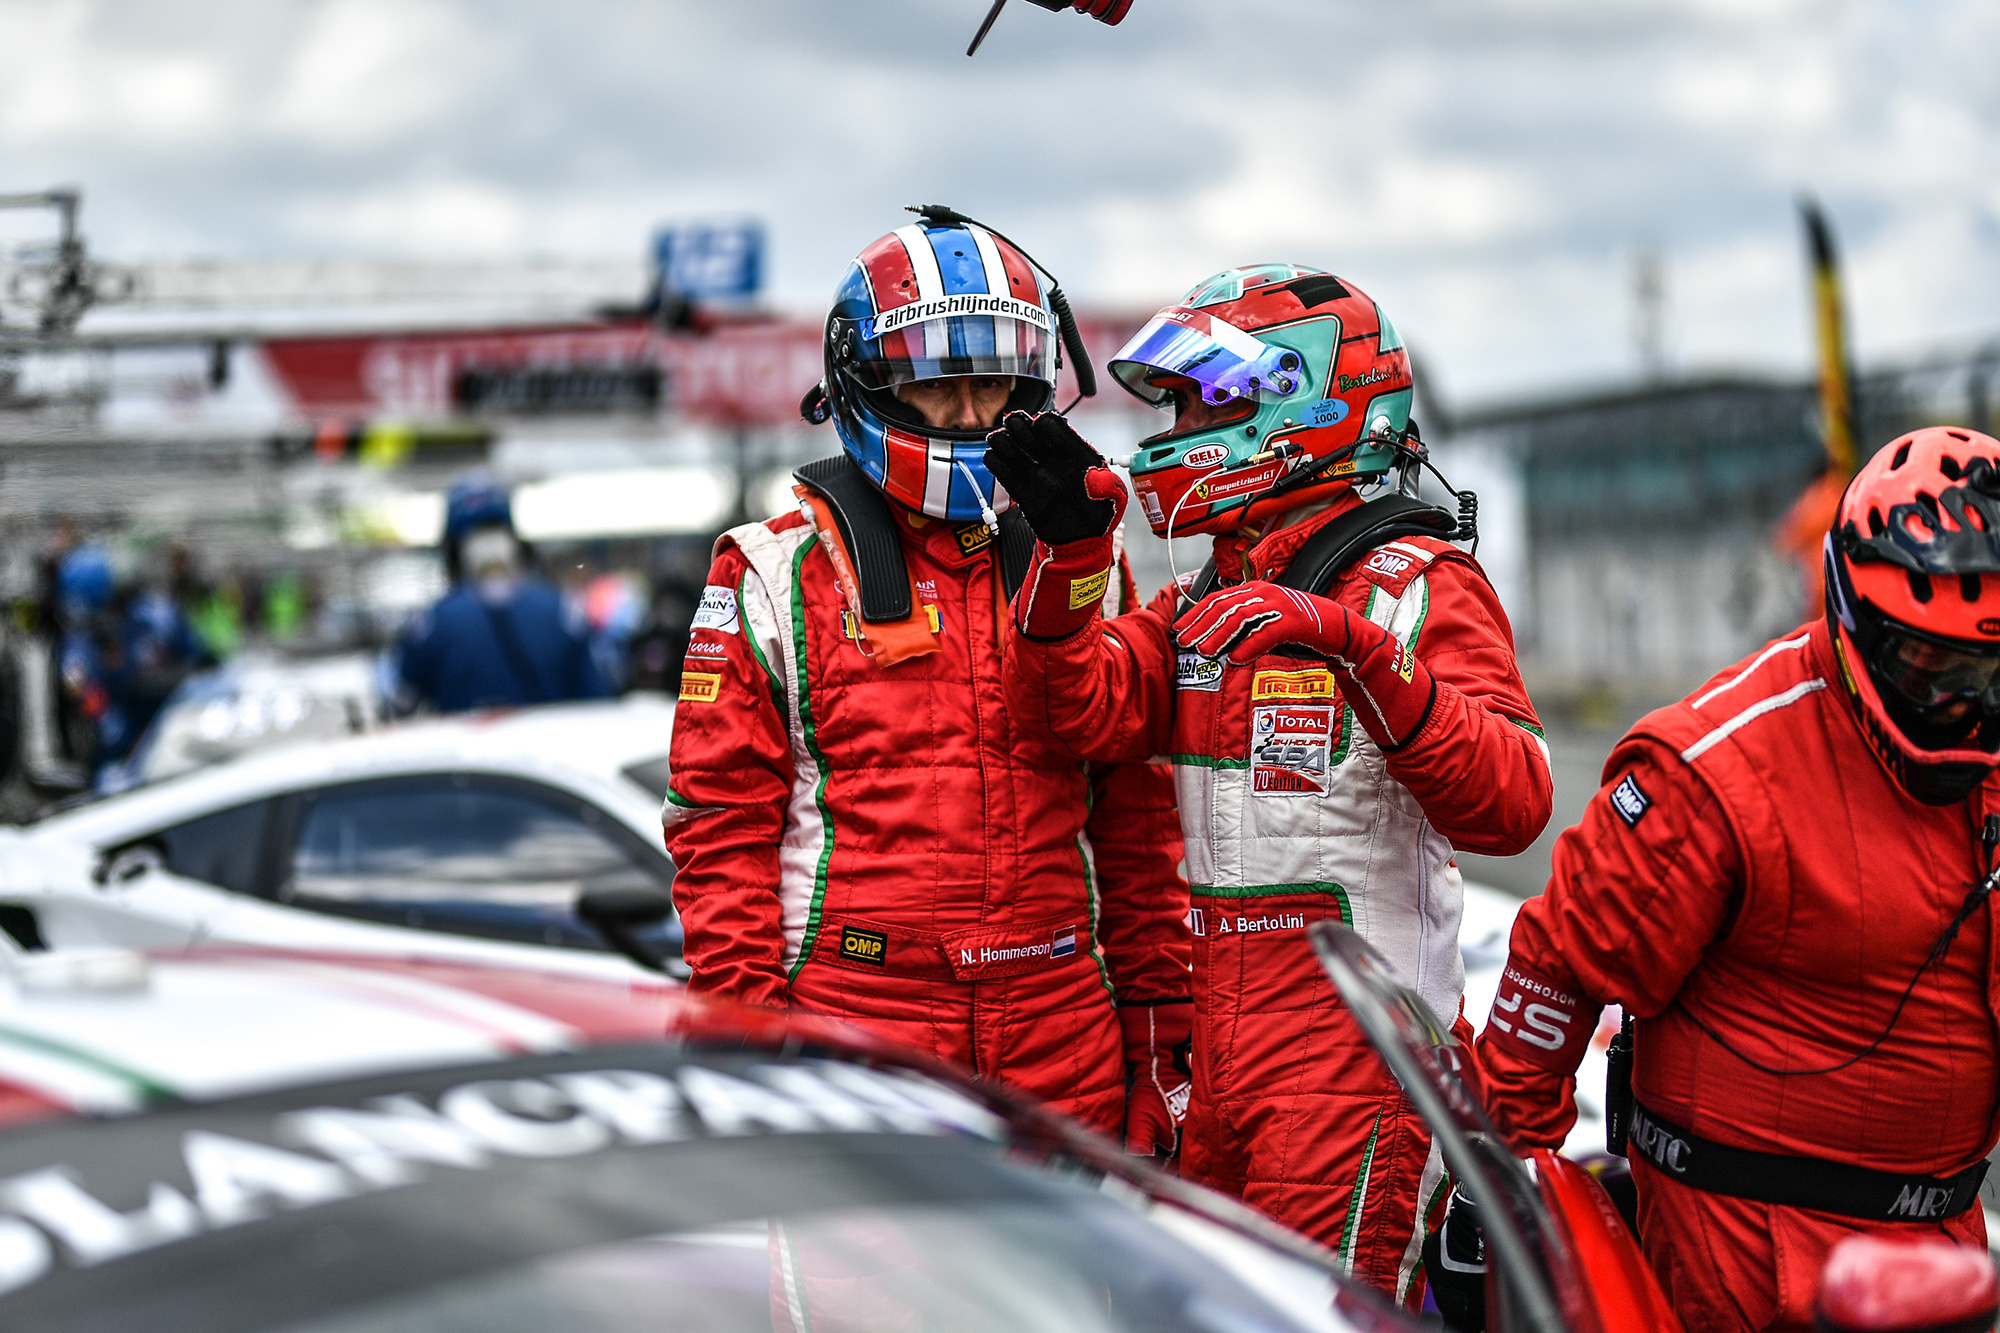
[
  {"left": 1068, "top": 568, "right": 1112, "bottom": 611},
  {"left": 1251, "top": 668, "right": 1336, "bottom": 700},
  {"left": 838, "top": 926, "right": 887, "bottom": 966},
  {"left": 678, "top": 672, "right": 722, "bottom": 703}
]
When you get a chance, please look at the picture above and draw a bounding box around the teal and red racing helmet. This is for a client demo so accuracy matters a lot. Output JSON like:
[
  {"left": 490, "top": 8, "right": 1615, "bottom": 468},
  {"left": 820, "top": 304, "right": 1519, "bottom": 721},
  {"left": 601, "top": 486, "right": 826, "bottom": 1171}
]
[{"left": 1113, "top": 264, "right": 1414, "bottom": 537}]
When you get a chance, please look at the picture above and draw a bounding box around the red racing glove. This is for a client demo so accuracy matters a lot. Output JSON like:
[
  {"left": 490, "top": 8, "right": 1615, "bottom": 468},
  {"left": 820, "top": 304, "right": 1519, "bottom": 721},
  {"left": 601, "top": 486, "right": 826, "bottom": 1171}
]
[
  {"left": 985, "top": 410, "right": 1129, "bottom": 641},
  {"left": 1119, "top": 1001, "right": 1193, "bottom": 1158},
  {"left": 1072, "top": 0, "right": 1133, "bottom": 22},
  {"left": 1174, "top": 581, "right": 1439, "bottom": 750}
]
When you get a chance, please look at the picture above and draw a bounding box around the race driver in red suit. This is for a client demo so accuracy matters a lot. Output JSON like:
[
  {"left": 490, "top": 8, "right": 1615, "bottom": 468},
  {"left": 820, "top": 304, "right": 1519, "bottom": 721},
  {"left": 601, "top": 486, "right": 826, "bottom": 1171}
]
[
  {"left": 985, "top": 264, "right": 1551, "bottom": 1307},
  {"left": 661, "top": 215, "right": 1191, "bottom": 1151},
  {"left": 1473, "top": 427, "right": 2000, "bottom": 1333}
]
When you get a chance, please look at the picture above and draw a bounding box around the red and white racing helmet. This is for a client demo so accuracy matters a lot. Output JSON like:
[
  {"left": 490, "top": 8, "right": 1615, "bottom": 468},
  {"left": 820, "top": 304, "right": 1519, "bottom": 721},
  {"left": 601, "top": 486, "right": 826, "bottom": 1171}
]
[{"left": 1825, "top": 426, "right": 2000, "bottom": 804}]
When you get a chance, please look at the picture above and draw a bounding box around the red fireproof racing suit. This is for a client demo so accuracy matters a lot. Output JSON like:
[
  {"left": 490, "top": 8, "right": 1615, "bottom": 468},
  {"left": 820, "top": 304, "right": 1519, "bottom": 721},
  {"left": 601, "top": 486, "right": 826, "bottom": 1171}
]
[
  {"left": 1004, "top": 495, "right": 1550, "bottom": 1302},
  {"left": 662, "top": 499, "right": 1190, "bottom": 1135},
  {"left": 1475, "top": 621, "right": 2000, "bottom": 1333}
]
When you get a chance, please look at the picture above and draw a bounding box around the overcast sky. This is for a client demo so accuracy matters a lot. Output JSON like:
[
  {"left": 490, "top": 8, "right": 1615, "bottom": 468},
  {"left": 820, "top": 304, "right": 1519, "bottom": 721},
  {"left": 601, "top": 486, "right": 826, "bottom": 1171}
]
[{"left": 1, "top": 0, "right": 1994, "bottom": 405}]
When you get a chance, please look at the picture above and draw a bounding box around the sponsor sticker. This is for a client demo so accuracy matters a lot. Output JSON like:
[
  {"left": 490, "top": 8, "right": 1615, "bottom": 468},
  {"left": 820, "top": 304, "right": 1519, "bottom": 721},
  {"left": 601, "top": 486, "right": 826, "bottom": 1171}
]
[
  {"left": 1193, "top": 461, "right": 1285, "bottom": 503},
  {"left": 1181, "top": 443, "right": 1230, "bottom": 469},
  {"left": 838, "top": 926, "right": 888, "bottom": 967},
  {"left": 955, "top": 523, "right": 994, "bottom": 555},
  {"left": 1251, "top": 704, "right": 1336, "bottom": 796},
  {"left": 679, "top": 672, "right": 722, "bottom": 703},
  {"left": 1251, "top": 668, "right": 1335, "bottom": 701},
  {"left": 1609, "top": 772, "right": 1651, "bottom": 828},
  {"left": 1068, "top": 568, "right": 1112, "bottom": 610},
  {"left": 1176, "top": 652, "right": 1225, "bottom": 693},
  {"left": 691, "top": 585, "right": 740, "bottom": 634},
  {"left": 1139, "top": 488, "right": 1167, "bottom": 525},
  {"left": 1338, "top": 365, "right": 1394, "bottom": 393},
  {"left": 1305, "top": 398, "right": 1349, "bottom": 429},
  {"left": 685, "top": 638, "right": 728, "bottom": 658},
  {"left": 866, "top": 293, "right": 1052, "bottom": 341}
]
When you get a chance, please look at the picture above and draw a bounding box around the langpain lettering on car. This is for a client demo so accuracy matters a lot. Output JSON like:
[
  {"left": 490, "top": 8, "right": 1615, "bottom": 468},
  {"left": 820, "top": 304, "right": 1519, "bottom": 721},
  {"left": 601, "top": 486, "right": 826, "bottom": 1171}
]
[{"left": 0, "top": 1058, "right": 1007, "bottom": 1299}]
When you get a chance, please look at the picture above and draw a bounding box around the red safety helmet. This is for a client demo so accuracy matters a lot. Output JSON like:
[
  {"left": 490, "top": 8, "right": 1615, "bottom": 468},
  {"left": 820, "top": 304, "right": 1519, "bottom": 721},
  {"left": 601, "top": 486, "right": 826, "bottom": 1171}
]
[
  {"left": 1113, "top": 265, "right": 1414, "bottom": 538},
  {"left": 1825, "top": 426, "right": 2000, "bottom": 804}
]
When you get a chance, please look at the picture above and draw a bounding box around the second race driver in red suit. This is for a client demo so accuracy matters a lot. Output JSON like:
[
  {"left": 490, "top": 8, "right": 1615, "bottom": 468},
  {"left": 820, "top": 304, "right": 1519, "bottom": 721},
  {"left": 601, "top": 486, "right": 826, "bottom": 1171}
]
[
  {"left": 985, "top": 264, "right": 1552, "bottom": 1307},
  {"left": 661, "top": 215, "right": 1191, "bottom": 1150},
  {"left": 1473, "top": 427, "right": 2000, "bottom": 1333}
]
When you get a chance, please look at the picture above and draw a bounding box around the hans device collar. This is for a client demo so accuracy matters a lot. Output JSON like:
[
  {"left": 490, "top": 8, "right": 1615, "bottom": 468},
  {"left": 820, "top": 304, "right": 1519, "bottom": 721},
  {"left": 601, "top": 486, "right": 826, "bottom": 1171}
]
[{"left": 794, "top": 456, "right": 1036, "bottom": 624}]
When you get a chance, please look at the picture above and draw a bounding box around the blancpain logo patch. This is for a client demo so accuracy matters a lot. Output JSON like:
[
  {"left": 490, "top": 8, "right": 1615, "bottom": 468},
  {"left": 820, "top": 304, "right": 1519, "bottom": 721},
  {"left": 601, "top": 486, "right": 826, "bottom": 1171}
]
[
  {"left": 691, "top": 585, "right": 740, "bottom": 634},
  {"left": 867, "top": 294, "right": 1051, "bottom": 341}
]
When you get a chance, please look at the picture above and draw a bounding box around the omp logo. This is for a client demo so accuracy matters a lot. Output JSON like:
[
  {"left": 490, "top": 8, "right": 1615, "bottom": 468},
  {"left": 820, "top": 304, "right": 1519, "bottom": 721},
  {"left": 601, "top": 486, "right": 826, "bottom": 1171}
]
[
  {"left": 1181, "top": 444, "right": 1230, "bottom": 469},
  {"left": 955, "top": 523, "right": 994, "bottom": 554},
  {"left": 678, "top": 673, "right": 722, "bottom": 703},
  {"left": 1365, "top": 551, "right": 1410, "bottom": 576},
  {"left": 838, "top": 927, "right": 887, "bottom": 966},
  {"left": 1251, "top": 668, "right": 1335, "bottom": 700},
  {"left": 1890, "top": 1184, "right": 1955, "bottom": 1220}
]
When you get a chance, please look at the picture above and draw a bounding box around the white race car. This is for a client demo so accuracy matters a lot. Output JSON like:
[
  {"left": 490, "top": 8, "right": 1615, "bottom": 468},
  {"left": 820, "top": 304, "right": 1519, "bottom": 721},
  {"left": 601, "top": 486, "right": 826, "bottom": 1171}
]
[
  {"left": 1, "top": 698, "right": 681, "bottom": 980},
  {"left": 0, "top": 939, "right": 1676, "bottom": 1331}
]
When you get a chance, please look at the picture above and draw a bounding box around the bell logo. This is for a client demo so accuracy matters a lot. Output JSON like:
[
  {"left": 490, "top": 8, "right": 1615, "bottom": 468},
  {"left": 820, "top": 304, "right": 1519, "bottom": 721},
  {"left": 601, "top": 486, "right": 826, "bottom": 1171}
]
[
  {"left": 1979, "top": 618, "right": 2000, "bottom": 636},
  {"left": 1181, "top": 443, "right": 1230, "bottom": 470}
]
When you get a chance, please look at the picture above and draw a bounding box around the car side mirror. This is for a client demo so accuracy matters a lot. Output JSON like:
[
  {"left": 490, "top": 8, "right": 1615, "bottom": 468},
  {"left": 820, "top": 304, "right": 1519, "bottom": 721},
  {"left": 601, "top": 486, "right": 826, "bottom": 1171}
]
[{"left": 575, "top": 886, "right": 679, "bottom": 976}]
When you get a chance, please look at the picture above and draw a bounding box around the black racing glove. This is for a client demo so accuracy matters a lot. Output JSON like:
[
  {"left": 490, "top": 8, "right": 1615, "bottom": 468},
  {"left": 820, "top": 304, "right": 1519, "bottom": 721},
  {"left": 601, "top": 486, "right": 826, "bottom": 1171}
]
[
  {"left": 983, "top": 410, "right": 1125, "bottom": 548},
  {"left": 1421, "top": 1188, "right": 1487, "bottom": 1331}
]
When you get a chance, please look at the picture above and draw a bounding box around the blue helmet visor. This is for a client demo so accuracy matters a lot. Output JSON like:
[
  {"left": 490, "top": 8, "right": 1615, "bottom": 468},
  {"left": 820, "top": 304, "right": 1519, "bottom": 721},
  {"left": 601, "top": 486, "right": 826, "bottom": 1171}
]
[{"left": 1110, "top": 308, "right": 1304, "bottom": 408}]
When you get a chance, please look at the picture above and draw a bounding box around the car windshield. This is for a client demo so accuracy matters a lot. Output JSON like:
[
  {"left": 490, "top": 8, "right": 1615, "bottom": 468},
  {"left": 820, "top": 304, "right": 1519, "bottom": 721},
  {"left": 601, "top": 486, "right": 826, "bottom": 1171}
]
[
  {"left": 0, "top": 1049, "right": 1363, "bottom": 1333},
  {"left": 273, "top": 1198, "right": 1344, "bottom": 1333}
]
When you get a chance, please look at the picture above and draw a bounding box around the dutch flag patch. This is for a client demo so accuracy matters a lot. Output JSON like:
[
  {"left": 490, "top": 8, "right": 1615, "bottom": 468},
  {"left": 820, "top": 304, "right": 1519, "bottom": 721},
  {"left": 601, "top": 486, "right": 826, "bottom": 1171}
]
[{"left": 1050, "top": 927, "right": 1077, "bottom": 960}]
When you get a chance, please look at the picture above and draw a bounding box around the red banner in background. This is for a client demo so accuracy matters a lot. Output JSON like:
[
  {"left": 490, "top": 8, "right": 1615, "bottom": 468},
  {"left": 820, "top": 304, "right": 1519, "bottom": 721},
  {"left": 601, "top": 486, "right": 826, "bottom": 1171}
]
[{"left": 258, "top": 310, "right": 1154, "bottom": 429}]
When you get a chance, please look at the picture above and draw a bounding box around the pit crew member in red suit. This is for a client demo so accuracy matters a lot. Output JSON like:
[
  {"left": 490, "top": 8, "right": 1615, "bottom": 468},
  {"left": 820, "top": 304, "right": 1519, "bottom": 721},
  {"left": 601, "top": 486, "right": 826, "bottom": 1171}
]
[
  {"left": 661, "top": 216, "right": 1191, "bottom": 1151},
  {"left": 1473, "top": 427, "right": 2000, "bottom": 1333},
  {"left": 986, "top": 264, "right": 1551, "bottom": 1306}
]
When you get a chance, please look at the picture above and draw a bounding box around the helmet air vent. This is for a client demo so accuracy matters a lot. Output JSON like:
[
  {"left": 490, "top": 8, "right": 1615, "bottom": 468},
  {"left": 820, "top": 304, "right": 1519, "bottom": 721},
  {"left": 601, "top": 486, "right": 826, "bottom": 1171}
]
[
  {"left": 1279, "top": 276, "right": 1350, "bottom": 308},
  {"left": 1909, "top": 571, "right": 1934, "bottom": 603},
  {"left": 1892, "top": 441, "right": 1914, "bottom": 469},
  {"left": 1963, "top": 574, "right": 1983, "bottom": 602}
]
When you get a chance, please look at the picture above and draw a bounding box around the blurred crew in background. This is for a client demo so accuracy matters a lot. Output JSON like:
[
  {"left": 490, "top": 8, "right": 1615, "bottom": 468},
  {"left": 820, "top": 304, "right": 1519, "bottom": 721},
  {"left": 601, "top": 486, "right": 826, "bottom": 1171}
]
[
  {"left": 987, "top": 264, "right": 1551, "bottom": 1307},
  {"left": 1473, "top": 428, "right": 2000, "bottom": 1333},
  {"left": 55, "top": 544, "right": 205, "bottom": 779},
  {"left": 388, "top": 474, "right": 612, "bottom": 714},
  {"left": 662, "top": 216, "right": 1193, "bottom": 1158}
]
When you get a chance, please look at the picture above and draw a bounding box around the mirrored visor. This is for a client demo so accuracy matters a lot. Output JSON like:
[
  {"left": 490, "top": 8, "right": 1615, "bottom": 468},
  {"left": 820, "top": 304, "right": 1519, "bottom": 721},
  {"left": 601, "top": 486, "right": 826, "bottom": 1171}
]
[
  {"left": 1110, "top": 308, "right": 1303, "bottom": 408},
  {"left": 1871, "top": 624, "right": 2000, "bottom": 710},
  {"left": 838, "top": 314, "right": 1054, "bottom": 392}
]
